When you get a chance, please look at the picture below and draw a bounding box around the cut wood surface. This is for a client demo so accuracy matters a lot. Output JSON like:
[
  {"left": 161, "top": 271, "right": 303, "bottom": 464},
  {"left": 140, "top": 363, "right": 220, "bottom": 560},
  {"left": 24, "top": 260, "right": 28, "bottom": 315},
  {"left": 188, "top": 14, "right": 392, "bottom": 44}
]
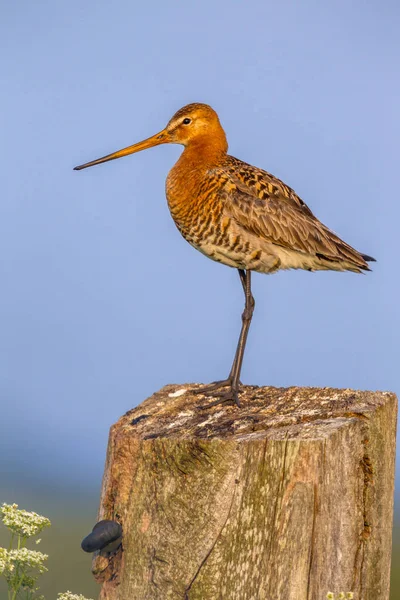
[{"left": 92, "top": 384, "right": 397, "bottom": 600}]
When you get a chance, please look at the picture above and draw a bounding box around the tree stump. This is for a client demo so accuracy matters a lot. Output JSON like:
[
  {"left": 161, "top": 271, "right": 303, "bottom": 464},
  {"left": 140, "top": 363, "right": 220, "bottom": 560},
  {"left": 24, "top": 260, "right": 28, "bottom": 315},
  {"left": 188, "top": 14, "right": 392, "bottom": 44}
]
[{"left": 92, "top": 385, "right": 397, "bottom": 600}]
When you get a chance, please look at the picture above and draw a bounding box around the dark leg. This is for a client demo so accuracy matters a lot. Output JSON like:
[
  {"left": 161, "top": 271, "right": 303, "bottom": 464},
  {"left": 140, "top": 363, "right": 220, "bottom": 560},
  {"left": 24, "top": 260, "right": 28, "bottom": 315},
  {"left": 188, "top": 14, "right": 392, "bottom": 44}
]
[
  {"left": 196, "top": 270, "right": 247, "bottom": 389},
  {"left": 194, "top": 269, "right": 255, "bottom": 407}
]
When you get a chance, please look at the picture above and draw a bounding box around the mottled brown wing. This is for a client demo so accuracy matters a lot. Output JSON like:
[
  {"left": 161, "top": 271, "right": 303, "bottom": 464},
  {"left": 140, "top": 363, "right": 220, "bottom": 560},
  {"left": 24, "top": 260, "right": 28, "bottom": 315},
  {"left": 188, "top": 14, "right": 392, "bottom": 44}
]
[
  {"left": 224, "top": 155, "right": 317, "bottom": 218},
  {"left": 219, "top": 158, "right": 369, "bottom": 268}
]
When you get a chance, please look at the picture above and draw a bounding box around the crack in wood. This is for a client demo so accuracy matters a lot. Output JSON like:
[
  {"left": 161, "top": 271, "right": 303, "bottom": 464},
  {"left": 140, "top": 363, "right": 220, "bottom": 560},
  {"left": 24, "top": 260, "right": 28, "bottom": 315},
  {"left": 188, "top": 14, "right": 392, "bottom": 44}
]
[
  {"left": 183, "top": 469, "right": 239, "bottom": 599},
  {"left": 306, "top": 483, "right": 318, "bottom": 600},
  {"left": 266, "top": 434, "right": 289, "bottom": 577}
]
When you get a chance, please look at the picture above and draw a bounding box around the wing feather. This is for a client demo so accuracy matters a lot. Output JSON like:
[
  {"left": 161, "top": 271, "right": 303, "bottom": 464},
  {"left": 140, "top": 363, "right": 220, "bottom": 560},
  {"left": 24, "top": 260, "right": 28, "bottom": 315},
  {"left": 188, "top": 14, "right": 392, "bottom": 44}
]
[{"left": 217, "top": 156, "right": 370, "bottom": 270}]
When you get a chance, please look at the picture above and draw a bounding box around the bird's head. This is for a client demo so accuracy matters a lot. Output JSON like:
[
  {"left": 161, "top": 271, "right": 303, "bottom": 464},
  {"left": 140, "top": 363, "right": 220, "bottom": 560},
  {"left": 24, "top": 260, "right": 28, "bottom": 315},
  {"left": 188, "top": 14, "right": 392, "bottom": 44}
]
[
  {"left": 74, "top": 103, "right": 227, "bottom": 171},
  {"left": 164, "top": 103, "right": 226, "bottom": 145}
]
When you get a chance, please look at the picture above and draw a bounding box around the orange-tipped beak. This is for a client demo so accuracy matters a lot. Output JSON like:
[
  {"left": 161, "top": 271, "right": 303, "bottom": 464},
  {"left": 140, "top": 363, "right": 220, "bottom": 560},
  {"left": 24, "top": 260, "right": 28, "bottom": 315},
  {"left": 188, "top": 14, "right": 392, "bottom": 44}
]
[{"left": 73, "top": 129, "right": 169, "bottom": 171}]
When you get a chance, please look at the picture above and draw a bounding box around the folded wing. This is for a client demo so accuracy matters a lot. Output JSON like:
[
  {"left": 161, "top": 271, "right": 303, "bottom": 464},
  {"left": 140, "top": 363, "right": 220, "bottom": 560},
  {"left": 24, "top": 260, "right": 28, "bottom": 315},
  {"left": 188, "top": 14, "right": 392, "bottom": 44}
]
[{"left": 219, "top": 157, "right": 373, "bottom": 272}]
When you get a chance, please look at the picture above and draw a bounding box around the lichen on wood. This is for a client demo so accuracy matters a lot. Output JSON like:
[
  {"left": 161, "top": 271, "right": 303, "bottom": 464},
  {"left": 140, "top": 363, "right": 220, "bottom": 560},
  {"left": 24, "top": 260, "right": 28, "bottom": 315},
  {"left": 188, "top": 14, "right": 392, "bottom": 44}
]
[{"left": 92, "top": 384, "right": 397, "bottom": 600}]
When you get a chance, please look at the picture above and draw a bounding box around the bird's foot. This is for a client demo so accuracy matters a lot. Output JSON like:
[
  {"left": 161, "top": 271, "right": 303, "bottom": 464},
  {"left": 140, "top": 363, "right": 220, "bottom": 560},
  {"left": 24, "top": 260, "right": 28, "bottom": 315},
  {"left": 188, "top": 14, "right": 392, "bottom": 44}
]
[
  {"left": 193, "top": 378, "right": 232, "bottom": 394},
  {"left": 194, "top": 379, "right": 242, "bottom": 408}
]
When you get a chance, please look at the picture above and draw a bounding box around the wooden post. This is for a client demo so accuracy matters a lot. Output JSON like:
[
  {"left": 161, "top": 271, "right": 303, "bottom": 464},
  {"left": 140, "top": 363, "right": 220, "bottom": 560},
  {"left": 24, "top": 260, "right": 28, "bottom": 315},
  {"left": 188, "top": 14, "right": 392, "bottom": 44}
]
[{"left": 91, "top": 385, "right": 397, "bottom": 600}]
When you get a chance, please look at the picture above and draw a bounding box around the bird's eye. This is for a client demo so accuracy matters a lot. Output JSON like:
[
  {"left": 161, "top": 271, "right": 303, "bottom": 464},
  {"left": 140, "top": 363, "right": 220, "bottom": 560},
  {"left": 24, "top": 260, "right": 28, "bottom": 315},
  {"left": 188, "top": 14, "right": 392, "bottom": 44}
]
[{"left": 182, "top": 118, "right": 191, "bottom": 125}]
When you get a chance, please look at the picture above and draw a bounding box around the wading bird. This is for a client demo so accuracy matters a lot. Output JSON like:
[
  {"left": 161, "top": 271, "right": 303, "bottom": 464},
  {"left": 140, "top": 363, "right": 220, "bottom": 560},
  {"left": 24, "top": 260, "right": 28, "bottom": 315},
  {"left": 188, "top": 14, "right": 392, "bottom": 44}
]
[{"left": 74, "top": 103, "right": 374, "bottom": 407}]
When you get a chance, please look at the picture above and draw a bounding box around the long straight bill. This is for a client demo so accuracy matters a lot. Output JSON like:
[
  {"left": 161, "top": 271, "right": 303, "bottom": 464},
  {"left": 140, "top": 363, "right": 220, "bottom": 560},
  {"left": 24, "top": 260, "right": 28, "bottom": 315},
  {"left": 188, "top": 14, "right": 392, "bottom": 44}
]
[{"left": 73, "top": 130, "right": 167, "bottom": 171}]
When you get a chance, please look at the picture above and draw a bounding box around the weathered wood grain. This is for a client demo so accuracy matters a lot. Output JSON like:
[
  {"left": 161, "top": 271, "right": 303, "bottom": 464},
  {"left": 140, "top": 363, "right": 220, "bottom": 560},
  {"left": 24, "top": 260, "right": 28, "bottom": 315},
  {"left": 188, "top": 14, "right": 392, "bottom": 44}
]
[{"left": 91, "top": 385, "right": 397, "bottom": 600}]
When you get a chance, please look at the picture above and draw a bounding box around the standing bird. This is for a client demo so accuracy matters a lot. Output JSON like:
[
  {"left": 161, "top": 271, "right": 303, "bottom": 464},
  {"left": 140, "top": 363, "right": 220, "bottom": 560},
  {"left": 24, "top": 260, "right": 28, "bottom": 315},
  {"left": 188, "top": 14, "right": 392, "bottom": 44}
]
[{"left": 74, "top": 103, "right": 374, "bottom": 407}]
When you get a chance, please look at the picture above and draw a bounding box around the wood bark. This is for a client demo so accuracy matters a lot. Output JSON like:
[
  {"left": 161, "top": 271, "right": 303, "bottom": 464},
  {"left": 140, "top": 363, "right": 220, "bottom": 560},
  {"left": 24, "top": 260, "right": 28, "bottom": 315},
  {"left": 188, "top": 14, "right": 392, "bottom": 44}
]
[{"left": 91, "top": 384, "right": 397, "bottom": 600}]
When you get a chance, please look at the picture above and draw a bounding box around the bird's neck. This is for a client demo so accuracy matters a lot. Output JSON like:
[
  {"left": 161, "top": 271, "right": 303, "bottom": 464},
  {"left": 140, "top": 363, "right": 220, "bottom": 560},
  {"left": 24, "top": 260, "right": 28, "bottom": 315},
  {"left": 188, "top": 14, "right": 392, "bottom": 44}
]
[
  {"left": 166, "top": 130, "right": 228, "bottom": 213},
  {"left": 180, "top": 131, "right": 228, "bottom": 167}
]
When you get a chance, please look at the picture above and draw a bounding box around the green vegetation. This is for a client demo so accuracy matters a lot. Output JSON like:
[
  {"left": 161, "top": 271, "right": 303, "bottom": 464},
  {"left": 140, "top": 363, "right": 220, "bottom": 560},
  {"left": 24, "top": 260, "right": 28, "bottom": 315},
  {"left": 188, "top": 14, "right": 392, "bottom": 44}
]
[{"left": 0, "top": 503, "right": 93, "bottom": 600}]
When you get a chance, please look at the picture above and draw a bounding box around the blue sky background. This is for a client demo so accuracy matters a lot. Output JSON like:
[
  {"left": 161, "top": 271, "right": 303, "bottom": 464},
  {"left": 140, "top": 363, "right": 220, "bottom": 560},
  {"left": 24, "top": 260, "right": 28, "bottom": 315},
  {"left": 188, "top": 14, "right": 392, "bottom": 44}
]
[{"left": 1, "top": 0, "right": 399, "bottom": 520}]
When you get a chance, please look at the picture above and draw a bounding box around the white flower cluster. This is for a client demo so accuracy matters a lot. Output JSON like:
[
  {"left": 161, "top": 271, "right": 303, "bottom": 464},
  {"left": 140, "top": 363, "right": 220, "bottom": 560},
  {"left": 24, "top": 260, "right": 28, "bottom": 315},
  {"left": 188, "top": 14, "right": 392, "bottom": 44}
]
[
  {"left": 57, "top": 592, "right": 94, "bottom": 600},
  {"left": 1, "top": 502, "right": 93, "bottom": 600},
  {"left": 9, "top": 547, "right": 48, "bottom": 573},
  {"left": 0, "top": 547, "right": 10, "bottom": 574},
  {"left": 0, "top": 503, "right": 51, "bottom": 537},
  {"left": 0, "top": 546, "right": 48, "bottom": 575}
]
